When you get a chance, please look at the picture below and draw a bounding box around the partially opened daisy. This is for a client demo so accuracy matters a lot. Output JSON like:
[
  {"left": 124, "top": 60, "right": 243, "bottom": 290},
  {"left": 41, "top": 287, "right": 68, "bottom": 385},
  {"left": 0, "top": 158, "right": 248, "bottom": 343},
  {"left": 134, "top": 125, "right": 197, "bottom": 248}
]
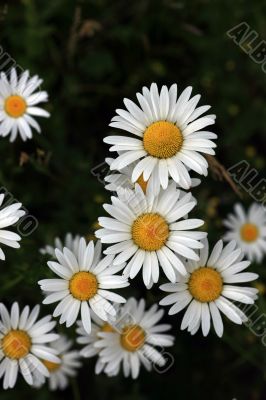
[
  {"left": 105, "top": 157, "right": 201, "bottom": 196},
  {"left": 0, "top": 193, "right": 26, "bottom": 261},
  {"left": 0, "top": 68, "right": 50, "bottom": 142},
  {"left": 96, "top": 184, "right": 206, "bottom": 287},
  {"left": 0, "top": 302, "right": 59, "bottom": 389},
  {"left": 160, "top": 239, "right": 258, "bottom": 337},
  {"left": 95, "top": 298, "right": 174, "bottom": 379},
  {"left": 223, "top": 203, "right": 266, "bottom": 263},
  {"left": 33, "top": 335, "right": 81, "bottom": 391},
  {"left": 76, "top": 312, "right": 117, "bottom": 376},
  {"left": 104, "top": 83, "right": 216, "bottom": 190},
  {"left": 38, "top": 238, "right": 129, "bottom": 334},
  {"left": 40, "top": 233, "right": 83, "bottom": 258}
]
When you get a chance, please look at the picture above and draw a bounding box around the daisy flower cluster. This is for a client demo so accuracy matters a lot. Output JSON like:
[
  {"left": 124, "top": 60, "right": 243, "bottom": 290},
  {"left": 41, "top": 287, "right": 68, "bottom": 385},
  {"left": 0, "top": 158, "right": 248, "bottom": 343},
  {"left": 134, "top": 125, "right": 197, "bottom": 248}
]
[{"left": 1, "top": 72, "right": 264, "bottom": 390}]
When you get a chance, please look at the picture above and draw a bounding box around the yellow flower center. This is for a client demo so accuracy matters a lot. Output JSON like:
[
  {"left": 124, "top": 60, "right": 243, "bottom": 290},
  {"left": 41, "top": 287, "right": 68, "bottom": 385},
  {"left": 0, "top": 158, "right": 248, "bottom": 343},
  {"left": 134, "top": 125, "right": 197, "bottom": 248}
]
[
  {"left": 136, "top": 174, "right": 148, "bottom": 193},
  {"left": 4, "top": 95, "right": 27, "bottom": 118},
  {"left": 2, "top": 330, "right": 31, "bottom": 359},
  {"left": 120, "top": 324, "right": 146, "bottom": 352},
  {"left": 132, "top": 213, "right": 169, "bottom": 251},
  {"left": 143, "top": 121, "right": 183, "bottom": 159},
  {"left": 42, "top": 359, "right": 61, "bottom": 372},
  {"left": 240, "top": 223, "right": 259, "bottom": 242},
  {"left": 69, "top": 271, "right": 98, "bottom": 301},
  {"left": 101, "top": 323, "right": 115, "bottom": 333},
  {"left": 188, "top": 267, "right": 223, "bottom": 303}
]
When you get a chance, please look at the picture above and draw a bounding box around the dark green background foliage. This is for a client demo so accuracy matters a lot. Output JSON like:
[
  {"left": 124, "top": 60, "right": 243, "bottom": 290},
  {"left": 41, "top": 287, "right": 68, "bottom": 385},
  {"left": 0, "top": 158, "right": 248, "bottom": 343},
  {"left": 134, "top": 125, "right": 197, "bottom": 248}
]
[{"left": 1, "top": 0, "right": 266, "bottom": 399}]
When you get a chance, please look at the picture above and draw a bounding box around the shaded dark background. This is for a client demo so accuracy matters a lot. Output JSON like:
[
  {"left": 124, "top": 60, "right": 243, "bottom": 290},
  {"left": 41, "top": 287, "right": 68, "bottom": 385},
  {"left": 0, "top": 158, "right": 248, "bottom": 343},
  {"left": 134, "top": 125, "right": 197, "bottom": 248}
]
[{"left": 1, "top": 0, "right": 266, "bottom": 399}]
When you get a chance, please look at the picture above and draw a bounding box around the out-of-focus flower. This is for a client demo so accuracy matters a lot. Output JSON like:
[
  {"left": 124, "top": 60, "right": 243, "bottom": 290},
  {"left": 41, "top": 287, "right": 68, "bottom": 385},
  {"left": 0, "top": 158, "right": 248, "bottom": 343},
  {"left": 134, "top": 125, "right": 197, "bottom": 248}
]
[
  {"left": 105, "top": 158, "right": 201, "bottom": 196},
  {"left": 223, "top": 203, "right": 266, "bottom": 263},
  {"left": 33, "top": 335, "right": 81, "bottom": 391},
  {"left": 40, "top": 233, "right": 83, "bottom": 258}
]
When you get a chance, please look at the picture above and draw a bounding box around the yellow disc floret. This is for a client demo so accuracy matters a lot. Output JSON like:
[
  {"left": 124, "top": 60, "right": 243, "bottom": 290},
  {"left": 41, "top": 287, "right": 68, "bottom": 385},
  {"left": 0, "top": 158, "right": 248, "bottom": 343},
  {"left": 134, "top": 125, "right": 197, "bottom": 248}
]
[
  {"left": 143, "top": 121, "right": 183, "bottom": 159},
  {"left": 4, "top": 95, "right": 27, "bottom": 118},
  {"left": 101, "top": 323, "right": 115, "bottom": 333},
  {"left": 69, "top": 271, "right": 98, "bottom": 301},
  {"left": 42, "top": 359, "right": 61, "bottom": 372},
  {"left": 240, "top": 223, "right": 259, "bottom": 243},
  {"left": 120, "top": 324, "right": 146, "bottom": 352},
  {"left": 132, "top": 213, "right": 169, "bottom": 251},
  {"left": 2, "top": 330, "right": 31, "bottom": 359},
  {"left": 188, "top": 267, "right": 223, "bottom": 303},
  {"left": 136, "top": 174, "right": 148, "bottom": 193}
]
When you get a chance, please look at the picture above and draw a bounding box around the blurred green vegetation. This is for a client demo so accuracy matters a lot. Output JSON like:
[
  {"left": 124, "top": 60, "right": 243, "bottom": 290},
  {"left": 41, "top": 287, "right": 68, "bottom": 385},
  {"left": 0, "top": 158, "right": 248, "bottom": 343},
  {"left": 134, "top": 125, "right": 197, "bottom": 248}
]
[{"left": 1, "top": 0, "right": 266, "bottom": 399}]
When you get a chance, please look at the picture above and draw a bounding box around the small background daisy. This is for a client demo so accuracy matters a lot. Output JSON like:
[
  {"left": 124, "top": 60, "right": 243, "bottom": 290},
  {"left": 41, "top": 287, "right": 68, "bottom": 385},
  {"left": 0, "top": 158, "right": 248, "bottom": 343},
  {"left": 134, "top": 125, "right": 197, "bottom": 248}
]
[
  {"left": 33, "top": 335, "right": 81, "bottom": 391},
  {"left": 40, "top": 233, "right": 83, "bottom": 258},
  {"left": 0, "top": 68, "right": 50, "bottom": 141},
  {"left": 223, "top": 203, "right": 266, "bottom": 263}
]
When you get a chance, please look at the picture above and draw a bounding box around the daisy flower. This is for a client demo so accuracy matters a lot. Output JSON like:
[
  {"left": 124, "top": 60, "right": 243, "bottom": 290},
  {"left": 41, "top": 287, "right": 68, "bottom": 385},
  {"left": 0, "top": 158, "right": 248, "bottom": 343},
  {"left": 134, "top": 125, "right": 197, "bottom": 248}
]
[
  {"left": 94, "top": 298, "right": 175, "bottom": 379},
  {"left": 96, "top": 183, "right": 206, "bottom": 287},
  {"left": 223, "top": 203, "right": 266, "bottom": 263},
  {"left": 160, "top": 238, "right": 258, "bottom": 337},
  {"left": 76, "top": 312, "right": 118, "bottom": 376},
  {"left": 104, "top": 83, "right": 216, "bottom": 191},
  {"left": 40, "top": 233, "right": 83, "bottom": 258},
  {"left": 105, "top": 157, "right": 201, "bottom": 196},
  {"left": 0, "top": 193, "right": 26, "bottom": 261},
  {"left": 38, "top": 238, "right": 129, "bottom": 334},
  {"left": 0, "top": 68, "right": 50, "bottom": 142},
  {"left": 0, "top": 302, "right": 59, "bottom": 389},
  {"left": 33, "top": 335, "right": 81, "bottom": 391}
]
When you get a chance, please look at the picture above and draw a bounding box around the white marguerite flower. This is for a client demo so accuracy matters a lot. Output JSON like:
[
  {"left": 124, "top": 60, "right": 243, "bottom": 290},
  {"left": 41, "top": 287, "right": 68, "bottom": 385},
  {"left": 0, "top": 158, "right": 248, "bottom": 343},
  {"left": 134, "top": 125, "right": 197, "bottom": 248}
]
[
  {"left": 40, "top": 233, "right": 83, "bottom": 258},
  {"left": 104, "top": 83, "right": 216, "bottom": 191},
  {"left": 223, "top": 203, "right": 266, "bottom": 263},
  {"left": 0, "top": 302, "right": 59, "bottom": 389},
  {"left": 96, "top": 184, "right": 206, "bottom": 287},
  {"left": 94, "top": 298, "right": 175, "bottom": 379},
  {"left": 38, "top": 238, "right": 129, "bottom": 334},
  {"left": 0, "top": 68, "right": 50, "bottom": 142},
  {"left": 76, "top": 312, "right": 118, "bottom": 376},
  {"left": 160, "top": 238, "right": 258, "bottom": 337},
  {"left": 33, "top": 335, "right": 81, "bottom": 391},
  {"left": 105, "top": 157, "right": 201, "bottom": 196},
  {"left": 0, "top": 193, "right": 26, "bottom": 261}
]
